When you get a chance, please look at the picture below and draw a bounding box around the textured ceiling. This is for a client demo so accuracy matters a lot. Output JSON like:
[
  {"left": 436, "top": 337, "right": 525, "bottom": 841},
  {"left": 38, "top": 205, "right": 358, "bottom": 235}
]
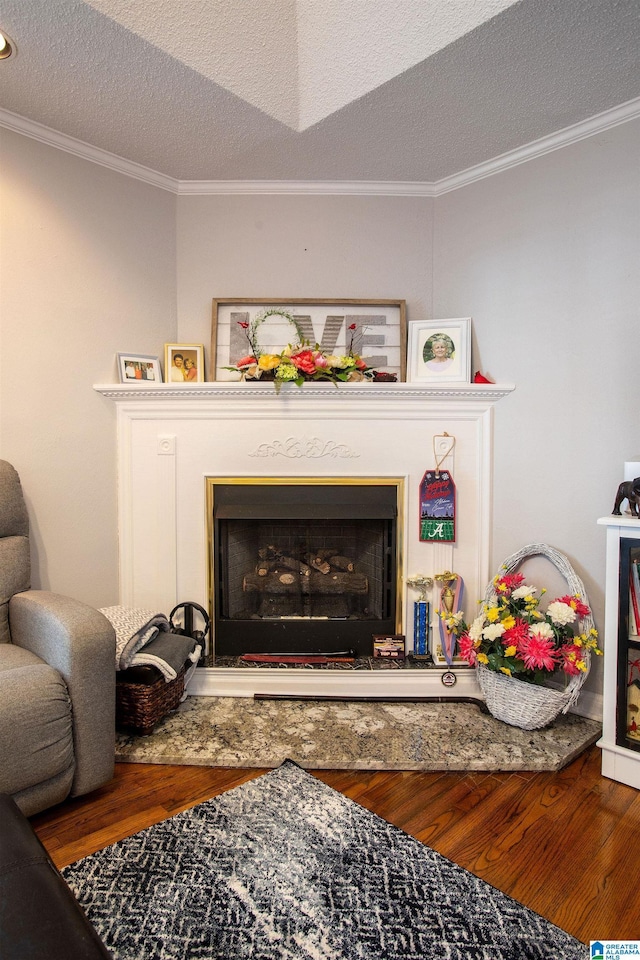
[{"left": 0, "top": 0, "right": 639, "bottom": 183}]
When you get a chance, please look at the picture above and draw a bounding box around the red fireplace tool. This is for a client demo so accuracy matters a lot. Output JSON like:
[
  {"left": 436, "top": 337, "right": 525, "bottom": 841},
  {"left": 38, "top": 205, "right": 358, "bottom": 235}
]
[{"left": 240, "top": 650, "right": 356, "bottom": 665}]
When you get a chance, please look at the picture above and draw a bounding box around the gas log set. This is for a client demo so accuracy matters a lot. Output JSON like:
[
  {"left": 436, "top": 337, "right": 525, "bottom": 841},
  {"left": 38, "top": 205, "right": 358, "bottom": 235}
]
[{"left": 242, "top": 545, "right": 369, "bottom": 619}]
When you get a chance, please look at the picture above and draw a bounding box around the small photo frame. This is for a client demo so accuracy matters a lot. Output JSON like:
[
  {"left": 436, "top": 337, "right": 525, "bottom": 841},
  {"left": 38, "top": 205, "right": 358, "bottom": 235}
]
[
  {"left": 117, "top": 353, "right": 162, "bottom": 384},
  {"left": 407, "top": 319, "right": 471, "bottom": 384},
  {"left": 164, "top": 343, "right": 205, "bottom": 383}
]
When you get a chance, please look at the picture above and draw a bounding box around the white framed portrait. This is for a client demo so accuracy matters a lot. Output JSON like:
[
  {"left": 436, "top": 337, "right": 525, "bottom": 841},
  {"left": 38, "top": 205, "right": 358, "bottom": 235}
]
[{"left": 407, "top": 319, "right": 472, "bottom": 384}]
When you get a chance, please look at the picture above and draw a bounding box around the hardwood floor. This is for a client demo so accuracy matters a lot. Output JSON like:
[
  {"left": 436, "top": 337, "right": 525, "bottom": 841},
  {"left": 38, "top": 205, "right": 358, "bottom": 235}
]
[{"left": 31, "top": 744, "right": 639, "bottom": 945}]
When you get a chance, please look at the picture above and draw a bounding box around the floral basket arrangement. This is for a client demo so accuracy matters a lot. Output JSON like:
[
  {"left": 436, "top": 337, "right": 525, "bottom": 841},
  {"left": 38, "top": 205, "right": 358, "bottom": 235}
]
[
  {"left": 440, "top": 543, "right": 602, "bottom": 730},
  {"left": 225, "top": 308, "right": 396, "bottom": 391}
]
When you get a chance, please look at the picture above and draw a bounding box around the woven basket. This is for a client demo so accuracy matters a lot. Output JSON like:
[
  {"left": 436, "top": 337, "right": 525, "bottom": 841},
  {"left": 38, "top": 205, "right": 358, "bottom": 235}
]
[
  {"left": 477, "top": 543, "right": 595, "bottom": 730},
  {"left": 116, "top": 667, "right": 185, "bottom": 736}
]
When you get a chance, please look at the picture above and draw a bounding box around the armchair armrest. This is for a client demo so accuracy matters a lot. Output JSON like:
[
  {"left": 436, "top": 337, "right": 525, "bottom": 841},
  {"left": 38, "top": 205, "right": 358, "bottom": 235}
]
[{"left": 9, "top": 591, "right": 116, "bottom": 798}]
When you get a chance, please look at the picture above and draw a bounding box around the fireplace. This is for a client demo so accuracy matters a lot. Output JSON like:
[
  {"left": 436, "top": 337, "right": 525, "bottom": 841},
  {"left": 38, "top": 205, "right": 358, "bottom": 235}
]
[
  {"left": 208, "top": 478, "right": 402, "bottom": 656},
  {"left": 95, "top": 379, "right": 515, "bottom": 698}
]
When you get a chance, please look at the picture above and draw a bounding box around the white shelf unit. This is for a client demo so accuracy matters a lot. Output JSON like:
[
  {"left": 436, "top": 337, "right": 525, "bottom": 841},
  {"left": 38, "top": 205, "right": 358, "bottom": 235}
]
[{"left": 597, "top": 516, "right": 640, "bottom": 789}]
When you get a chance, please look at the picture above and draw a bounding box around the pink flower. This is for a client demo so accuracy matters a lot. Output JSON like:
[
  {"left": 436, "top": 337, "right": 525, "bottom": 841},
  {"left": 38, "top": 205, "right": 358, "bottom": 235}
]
[
  {"left": 502, "top": 618, "right": 530, "bottom": 646},
  {"left": 313, "top": 351, "right": 329, "bottom": 369},
  {"left": 458, "top": 633, "right": 478, "bottom": 666},
  {"left": 494, "top": 572, "right": 526, "bottom": 595},
  {"left": 236, "top": 355, "right": 256, "bottom": 368},
  {"left": 556, "top": 595, "right": 591, "bottom": 618},
  {"left": 516, "top": 633, "right": 559, "bottom": 672},
  {"left": 559, "top": 643, "right": 587, "bottom": 675},
  {"left": 290, "top": 350, "right": 317, "bottom": 375},
  {"left": 355, "top": 357, "right": 367, "bottom": 370}
]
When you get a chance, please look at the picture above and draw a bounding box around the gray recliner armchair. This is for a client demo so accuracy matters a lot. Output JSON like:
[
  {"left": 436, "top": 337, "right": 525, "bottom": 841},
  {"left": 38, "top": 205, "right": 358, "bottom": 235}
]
[{"left": 0, "top": 461, "right": 116, "bottom": 816}]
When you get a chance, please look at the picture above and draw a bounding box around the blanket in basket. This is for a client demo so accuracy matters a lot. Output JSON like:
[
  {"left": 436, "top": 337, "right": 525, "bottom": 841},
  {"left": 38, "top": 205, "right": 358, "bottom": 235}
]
[{"left": 100, "top": 605, "right": 201, "bottom": 682}]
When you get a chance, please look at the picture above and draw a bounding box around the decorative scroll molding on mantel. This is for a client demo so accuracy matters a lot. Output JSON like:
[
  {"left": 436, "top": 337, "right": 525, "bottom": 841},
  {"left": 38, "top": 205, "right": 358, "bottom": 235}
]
[
  {"left": 95, "top": 382, "right": 515, "bottom": 403},
  {"left": 249, "top": 437, "right": 360, "bottom": 459}
]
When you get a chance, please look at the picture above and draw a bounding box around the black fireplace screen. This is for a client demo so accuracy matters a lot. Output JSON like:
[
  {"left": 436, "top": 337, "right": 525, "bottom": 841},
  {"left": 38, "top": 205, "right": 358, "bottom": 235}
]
[{"left": 211, "top": 482, "right": 400, "bottom": 657}]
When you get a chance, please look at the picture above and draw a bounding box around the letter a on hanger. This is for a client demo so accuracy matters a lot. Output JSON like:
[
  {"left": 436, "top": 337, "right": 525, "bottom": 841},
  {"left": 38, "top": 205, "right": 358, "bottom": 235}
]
[{"left": 419, "top": 434, "right": 456, "bottom": 542}]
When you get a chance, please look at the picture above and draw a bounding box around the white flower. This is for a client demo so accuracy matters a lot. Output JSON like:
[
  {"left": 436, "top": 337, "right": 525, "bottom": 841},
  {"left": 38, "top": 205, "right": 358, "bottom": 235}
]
[
  {"left": 469, "top": 614, "right": 486, "bottom": 641},
  {"left": 482, "top": 623, "right": 506, "bottom": 641},
  {"left": 512, "top": 585, "right": 537, "bottom": 600},
  {"left": 530, "top": 622, "right": 555, "bottom": 640},
  {"left": 446, "top": 611, "right": 465, "bottom": 626},
  {"left": 547, "top": 600, "right": 577, "bottom": 626}
]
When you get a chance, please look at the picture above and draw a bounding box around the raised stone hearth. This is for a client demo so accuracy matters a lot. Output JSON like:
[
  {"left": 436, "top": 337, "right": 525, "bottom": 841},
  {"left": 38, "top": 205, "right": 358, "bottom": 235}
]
[{"left": 96, "top": 380, "right": 515, "bottom": 699}]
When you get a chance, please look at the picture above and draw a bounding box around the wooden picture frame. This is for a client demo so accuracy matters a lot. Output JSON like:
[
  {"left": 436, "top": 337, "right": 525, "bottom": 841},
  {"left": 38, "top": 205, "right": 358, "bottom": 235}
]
[
  {"left": 117, "top": 353, "right": 162, "bottom": 384},
  {"left": 211, "top": 298, "right": 407, "bottom": 381},
  {"left": 407, "top": 319, "right": 472, "bottom": 384},
  {"left": 164, "top": 343, "right": 205, "bottom": 383}
]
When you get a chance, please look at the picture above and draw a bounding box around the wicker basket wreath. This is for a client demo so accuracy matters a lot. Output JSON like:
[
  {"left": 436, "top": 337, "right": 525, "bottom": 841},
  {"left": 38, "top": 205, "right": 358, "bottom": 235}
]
[{"left": 476, "top": 543, "right": 597, "bottom": 730}]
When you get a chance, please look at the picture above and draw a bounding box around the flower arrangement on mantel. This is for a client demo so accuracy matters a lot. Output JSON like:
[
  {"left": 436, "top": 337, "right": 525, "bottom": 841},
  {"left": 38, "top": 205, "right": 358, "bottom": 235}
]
[
  {"left": 439, "top": 570, "right": 601, "bottom": 684},
  {"left": 225, "top": 308, "right": 397, "bottom": 391}
]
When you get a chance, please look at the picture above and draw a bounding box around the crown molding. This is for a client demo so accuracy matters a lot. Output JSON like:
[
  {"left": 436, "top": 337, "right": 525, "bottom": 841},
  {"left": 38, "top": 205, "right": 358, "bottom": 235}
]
[
  {"left": 2, "top": 95, "right": 639, "bottom": 198},
  {"left": 176, "top": 180, "right": 436, "bottom": 196},
  {"left": 0, "top": 108, "right": 179, "bottom": 193},
  {"left": 433, "top": 95, "right": 640, "bottom": 195}
]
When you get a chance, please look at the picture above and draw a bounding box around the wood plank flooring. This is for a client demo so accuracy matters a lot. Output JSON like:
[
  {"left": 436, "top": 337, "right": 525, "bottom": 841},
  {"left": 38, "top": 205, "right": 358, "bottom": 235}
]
[{"left": 31, "top": 744, "right": 640, "bottom": 945}]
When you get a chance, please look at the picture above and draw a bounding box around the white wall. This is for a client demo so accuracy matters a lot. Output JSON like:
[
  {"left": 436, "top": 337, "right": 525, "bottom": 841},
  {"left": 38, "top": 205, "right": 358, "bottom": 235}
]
[
  {"left": 176, "top": 194, "right": 434, "bottom": 357},
  {"left": 0, "top": 130, "right": 176, "bottom": 606},
  {"left": 433, "top": 117, "right": 640, "bottom": 699}
]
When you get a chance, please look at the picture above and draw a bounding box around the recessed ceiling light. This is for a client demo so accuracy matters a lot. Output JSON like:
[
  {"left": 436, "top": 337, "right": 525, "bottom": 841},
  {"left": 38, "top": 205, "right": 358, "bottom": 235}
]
[{"left": 0, "top": 31, "right": 14, "bottom": 60}]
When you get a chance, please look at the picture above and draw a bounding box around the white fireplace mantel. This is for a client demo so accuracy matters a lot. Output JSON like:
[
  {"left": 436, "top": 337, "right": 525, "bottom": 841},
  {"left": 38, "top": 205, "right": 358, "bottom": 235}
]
[{"left": 96, "top": 380, "right": 515, "bottom": 699}]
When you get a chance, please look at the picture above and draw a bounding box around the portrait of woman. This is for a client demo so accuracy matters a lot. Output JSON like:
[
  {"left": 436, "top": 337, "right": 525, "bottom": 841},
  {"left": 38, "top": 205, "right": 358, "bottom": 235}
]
[
  {"left": 184, "top": 357, "right": 198, "bottom": 380},
  {"left": 423, "top": 333, "right": 455, "bottom": 372}
]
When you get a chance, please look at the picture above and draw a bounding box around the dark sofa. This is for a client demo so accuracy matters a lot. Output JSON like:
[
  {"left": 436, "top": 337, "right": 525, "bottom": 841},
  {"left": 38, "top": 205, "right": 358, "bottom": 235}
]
[{"left": 0, "top": 793, "right": 111, "bottom": 959}]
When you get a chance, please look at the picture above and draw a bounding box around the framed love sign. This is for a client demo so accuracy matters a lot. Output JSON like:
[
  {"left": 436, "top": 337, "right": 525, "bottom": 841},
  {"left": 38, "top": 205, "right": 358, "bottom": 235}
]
[
  {"left": 419, "top": 470, "right": 456, "bottom": 542},
  {"left": 211, "top": 298, "right": 407, "bottom": 381}
]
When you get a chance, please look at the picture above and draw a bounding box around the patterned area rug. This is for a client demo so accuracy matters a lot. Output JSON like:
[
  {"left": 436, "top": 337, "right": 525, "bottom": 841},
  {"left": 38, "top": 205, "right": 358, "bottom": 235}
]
[
  {"left": 62, "top": 760, "right": 587, "bottom": 959},
  {"left": 115, "top": 696, "right": 601, "bottom": 771}
]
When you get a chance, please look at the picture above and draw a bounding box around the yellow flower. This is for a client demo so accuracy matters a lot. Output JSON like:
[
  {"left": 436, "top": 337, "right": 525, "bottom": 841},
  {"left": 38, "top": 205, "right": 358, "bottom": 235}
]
[
  {"left": 258, "top": 354, "right": 281, "bottom": 371},
  {"left": 503, "top": 645, "right": 517, "bottom": 657},
  {"left": 499, "top": 666, "right": 512, "bottom": 676},
  {"left": 486, "top": 606, "right": 500, "bottom": 623},
  {"left": 501, "top": 615, "right": 516, "bottom": 630},
  {"left": 477, "top": 652, "right": 489, "bottom": 664}
]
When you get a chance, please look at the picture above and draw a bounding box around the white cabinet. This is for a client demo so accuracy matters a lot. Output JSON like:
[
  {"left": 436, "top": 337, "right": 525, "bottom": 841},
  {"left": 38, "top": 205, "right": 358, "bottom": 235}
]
[{"left": 597, "top": 516, "right": 640, "bottom": 789}]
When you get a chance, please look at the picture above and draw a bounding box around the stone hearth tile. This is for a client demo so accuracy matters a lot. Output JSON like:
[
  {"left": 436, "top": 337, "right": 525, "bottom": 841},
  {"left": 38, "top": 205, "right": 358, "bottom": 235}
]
[{"left": 115, "top": 697, "right": 601, "bottom": 772}]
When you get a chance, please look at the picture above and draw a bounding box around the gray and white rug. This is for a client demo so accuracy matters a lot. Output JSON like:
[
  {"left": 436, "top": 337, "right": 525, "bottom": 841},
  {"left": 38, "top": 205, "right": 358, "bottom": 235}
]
[
  {"left": 62, "top": 760, "right": 587, "bottom": 959},
  {"left": 115, "top": 695, "right": 601, "bottom": 771}
]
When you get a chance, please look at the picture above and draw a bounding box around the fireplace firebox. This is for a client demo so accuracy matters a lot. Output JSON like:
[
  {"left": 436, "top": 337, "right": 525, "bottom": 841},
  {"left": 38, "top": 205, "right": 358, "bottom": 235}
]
[{"left": 208, "top": 479, "right": 403, "bottom": 657}]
